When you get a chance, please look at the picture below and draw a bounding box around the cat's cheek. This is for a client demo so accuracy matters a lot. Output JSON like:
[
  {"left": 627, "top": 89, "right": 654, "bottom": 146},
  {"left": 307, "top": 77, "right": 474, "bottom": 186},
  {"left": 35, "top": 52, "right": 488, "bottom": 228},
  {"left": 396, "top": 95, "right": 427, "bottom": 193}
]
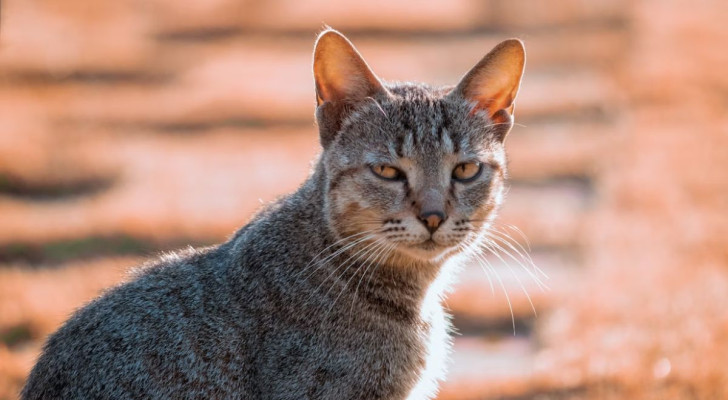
[
  {"left": 456, "top": 183, "right": 490, "bottom": 209},
  {"left": 328, "top": 186, "right": 378, "bottom": 234},
  {"left": 361, "top": 180, "right": 407, "bottom": 210}
]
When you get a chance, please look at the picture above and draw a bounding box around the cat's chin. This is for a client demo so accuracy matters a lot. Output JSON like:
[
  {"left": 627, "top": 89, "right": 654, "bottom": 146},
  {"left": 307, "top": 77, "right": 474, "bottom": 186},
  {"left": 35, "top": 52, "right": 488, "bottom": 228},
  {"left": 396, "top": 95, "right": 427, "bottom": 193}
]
[{"left": 396, "top": 241, "right": 460, "bottom": 264}]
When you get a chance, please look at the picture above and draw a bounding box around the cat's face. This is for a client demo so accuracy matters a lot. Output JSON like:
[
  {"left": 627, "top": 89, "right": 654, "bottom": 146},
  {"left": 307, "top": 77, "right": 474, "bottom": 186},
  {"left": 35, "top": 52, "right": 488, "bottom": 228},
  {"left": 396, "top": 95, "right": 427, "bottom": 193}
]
[
  {"left": 323, "top": 88, "right": 508, "bottom": 262},
  {"left": 314, "top": 30, "right": 525, "bottom": 264}
]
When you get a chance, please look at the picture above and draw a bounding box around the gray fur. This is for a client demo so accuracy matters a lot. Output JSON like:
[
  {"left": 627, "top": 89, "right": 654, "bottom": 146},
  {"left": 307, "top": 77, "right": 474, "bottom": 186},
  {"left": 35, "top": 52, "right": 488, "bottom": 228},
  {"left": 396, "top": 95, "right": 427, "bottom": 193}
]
[{"left": 23, "top": 31, "right": 523, "bottom": 400}]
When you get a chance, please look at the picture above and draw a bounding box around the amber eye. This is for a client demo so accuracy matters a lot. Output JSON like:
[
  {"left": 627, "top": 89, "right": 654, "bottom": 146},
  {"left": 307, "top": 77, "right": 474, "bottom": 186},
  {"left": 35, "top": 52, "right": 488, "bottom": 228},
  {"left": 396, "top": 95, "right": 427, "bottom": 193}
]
[
  {"left": 452, "top": 162, "right": 483, "bottom": 182},
  {"left": 371, "top": 165, "right": 405, "bottom": 181}
]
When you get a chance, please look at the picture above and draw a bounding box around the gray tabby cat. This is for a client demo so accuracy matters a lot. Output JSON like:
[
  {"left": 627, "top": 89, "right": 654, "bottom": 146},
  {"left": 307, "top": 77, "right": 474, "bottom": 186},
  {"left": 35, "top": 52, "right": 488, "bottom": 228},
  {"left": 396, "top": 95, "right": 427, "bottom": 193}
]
[{"left": 22, "top": 29, "right": 525, "bottom": 400}]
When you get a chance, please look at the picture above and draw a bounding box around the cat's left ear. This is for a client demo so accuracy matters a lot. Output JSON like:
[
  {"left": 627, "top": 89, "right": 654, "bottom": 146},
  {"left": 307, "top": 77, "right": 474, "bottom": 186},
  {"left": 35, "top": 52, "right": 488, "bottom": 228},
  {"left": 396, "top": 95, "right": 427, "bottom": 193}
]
[
  {"left": 313, "top": 29, "right": 389, "bottom": 147},
  {"left": 450, "top": 39, "right": 525, "bottom": 138}
]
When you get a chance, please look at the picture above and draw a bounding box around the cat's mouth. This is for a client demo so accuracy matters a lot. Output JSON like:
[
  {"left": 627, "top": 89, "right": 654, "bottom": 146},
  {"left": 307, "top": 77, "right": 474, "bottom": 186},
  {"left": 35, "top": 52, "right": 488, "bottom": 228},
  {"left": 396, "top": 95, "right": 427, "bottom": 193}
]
[{"left": 396, "top": 238, "right": 460, "bottom": 263}]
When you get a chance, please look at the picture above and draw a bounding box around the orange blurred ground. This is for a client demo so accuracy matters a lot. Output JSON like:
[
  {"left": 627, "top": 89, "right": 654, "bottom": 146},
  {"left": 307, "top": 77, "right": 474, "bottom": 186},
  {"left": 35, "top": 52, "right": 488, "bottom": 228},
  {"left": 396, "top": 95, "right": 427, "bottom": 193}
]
[{"left": 1, "top": 1, "right": 728, "bottom": 399}]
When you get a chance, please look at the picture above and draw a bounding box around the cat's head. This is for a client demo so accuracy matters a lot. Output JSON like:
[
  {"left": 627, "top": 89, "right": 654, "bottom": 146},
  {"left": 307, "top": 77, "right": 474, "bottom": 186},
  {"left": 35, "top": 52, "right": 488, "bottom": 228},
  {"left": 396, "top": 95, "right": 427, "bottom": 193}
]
[{"left": 313, "top": 29, "right": 525, "bottom": 264}]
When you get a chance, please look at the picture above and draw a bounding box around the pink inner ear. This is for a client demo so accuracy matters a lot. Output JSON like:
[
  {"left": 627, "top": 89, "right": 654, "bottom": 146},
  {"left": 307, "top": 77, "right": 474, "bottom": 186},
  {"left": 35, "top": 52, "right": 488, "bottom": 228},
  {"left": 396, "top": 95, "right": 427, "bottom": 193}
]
[
  {"left": 454, "top": 39, "right": 525, "bottom": 120},
  {"left": 313, "top": 31, "right": 385, "bottom": 106},
  {"left": 471, "top": 89, "right": 509, "bottom": 112},
  {"left": 468, "top": 70, "right": 520, "bottom": 117}
]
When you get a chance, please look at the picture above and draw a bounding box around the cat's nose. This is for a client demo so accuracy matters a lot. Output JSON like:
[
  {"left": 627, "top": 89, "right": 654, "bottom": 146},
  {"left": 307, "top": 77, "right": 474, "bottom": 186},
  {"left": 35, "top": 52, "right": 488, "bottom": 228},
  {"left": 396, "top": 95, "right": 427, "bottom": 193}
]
[
  {"left": 418, "top": 188, "right": 447, "bottom": 233},
  {"left": 418, "top": 210, "right": 446, "bottom": 234}
]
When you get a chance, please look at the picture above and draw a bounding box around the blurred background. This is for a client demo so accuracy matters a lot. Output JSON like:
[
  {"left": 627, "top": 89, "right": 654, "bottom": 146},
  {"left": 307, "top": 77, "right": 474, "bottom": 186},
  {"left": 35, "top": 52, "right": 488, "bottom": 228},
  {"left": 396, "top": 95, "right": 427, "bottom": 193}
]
[{"left": 1, "top": 0, "right": 727, "bottom": 399}]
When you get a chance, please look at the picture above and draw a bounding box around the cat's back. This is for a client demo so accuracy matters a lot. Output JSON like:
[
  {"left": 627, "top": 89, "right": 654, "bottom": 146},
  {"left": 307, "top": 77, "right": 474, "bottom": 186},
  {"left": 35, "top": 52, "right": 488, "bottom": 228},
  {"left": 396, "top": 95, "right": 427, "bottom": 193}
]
[{"left": 21, "top": 245, "right": 254, "bottom": 400}]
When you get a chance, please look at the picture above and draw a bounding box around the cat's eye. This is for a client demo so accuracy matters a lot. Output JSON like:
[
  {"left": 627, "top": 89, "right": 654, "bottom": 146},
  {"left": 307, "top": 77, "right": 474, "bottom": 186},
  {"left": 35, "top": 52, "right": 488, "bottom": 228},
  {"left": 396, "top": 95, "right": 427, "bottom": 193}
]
[
  {"left": 452, "top": 162, "right": 483, "bottom": 182},
  {"left": 371, "top": 165, "right": 405, "bottom": 181}
]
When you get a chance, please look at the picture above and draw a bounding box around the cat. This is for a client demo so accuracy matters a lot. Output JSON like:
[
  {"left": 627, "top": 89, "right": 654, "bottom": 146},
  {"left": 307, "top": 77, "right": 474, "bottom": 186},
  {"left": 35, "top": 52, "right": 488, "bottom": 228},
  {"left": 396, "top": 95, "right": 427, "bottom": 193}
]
[{"left": 22, "top": 29, "right": 525, "bottom": 400}]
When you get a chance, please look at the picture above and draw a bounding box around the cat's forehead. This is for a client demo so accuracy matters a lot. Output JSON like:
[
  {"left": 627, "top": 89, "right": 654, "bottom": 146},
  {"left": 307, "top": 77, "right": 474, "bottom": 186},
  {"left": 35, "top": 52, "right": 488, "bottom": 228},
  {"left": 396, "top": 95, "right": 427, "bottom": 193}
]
[
  {"left": 378, "top": 84, "right": 484, "bottom": 159},
  {"left": 336, "top": 83, "right": 499, "bottom": 165},
  {"left": 385, "top": 83, "right": 453, "bottom": 118}
]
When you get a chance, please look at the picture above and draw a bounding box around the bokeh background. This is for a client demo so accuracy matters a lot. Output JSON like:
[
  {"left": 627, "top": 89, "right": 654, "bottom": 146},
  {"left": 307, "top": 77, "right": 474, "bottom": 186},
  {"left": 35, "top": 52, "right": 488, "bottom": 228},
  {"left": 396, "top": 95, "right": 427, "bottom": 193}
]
[{"left": 1, "top": 0, "right": 728, "bottom": 399}]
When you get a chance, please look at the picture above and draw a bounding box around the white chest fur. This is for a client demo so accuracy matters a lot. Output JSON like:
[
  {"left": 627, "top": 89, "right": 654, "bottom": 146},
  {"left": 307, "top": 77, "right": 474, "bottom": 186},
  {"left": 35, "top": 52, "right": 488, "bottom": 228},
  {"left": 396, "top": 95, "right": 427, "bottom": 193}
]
[{"left": 406, "top": 304, "right": 453, "bottom": 400}]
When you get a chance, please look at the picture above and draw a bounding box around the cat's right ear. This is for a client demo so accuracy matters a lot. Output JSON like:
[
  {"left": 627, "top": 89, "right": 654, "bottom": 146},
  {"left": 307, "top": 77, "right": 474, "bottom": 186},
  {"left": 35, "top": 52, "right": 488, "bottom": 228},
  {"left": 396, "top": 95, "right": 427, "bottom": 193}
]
[
  {"left": 313, "top": 29, "right": 388, "bottom": 147},
  {"left": 450, "top": 39, "right": 526, "bottom": 141}
]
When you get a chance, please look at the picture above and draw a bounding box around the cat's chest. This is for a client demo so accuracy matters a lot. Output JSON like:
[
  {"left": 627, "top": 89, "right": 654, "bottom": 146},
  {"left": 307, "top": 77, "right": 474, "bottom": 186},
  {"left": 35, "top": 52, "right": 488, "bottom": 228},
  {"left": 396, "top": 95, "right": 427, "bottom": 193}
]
[{"left": 319, "top": 306, "right": 450, "bottom": 399}]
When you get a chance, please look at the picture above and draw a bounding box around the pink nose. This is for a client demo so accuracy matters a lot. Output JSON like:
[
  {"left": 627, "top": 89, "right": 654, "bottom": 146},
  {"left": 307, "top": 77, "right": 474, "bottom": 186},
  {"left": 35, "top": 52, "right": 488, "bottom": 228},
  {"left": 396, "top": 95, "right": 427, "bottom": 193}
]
[{"left": 418, "top": 211, "right": 446, "bottom": 233}]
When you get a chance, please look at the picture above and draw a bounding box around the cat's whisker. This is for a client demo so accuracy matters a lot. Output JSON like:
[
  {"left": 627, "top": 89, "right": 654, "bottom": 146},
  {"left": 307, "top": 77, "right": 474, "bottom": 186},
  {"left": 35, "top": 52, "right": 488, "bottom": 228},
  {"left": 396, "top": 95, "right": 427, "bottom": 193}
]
[
  {"left": 487, "top": 226, "right": 545, "bottom": 280},
  {"left": 482, "top": 232, "right": 549, "bottom": 292},
  {"left": 501, "top": 224, "right": 533, "bottom": 253},
  {"left": 322, "top": 238, "right": 389, "bottom": 319},
  {"left": 481, "top": 228, "right": 548, "bottom": 290},
  {"left": 297, "top": 236, "right": 375, "bottom": 287},
  {"left": 479, "top": 258, "right": 516, "bottom": 335},
  {"left": 482, "top": 241, "right": 546, "bottom": 292},
  {"left": 487, "top": 229, "right": 535, "bottom": 269},
  {"left": 299, "top": 232, "right": 373, "bottom": 277},
  {"left": 327, "top": 239, "right": 391, "bottom": 319},
  {"left": 478, "top": 235, "right": 544, "bottom": 297},
  {"left": 299, "top": 229, "right": 378, "bottom": 274},
  {"left": 467, "top": 240, "right": 516, "bottom": 334},
  {"left": 362, "top": 243, "right": 397, "bottom": 305},
  {"left": 462, "top": 238, "right": 494, "bottom": 295},
  {"left": 461, "top": 221, "right": 547, "bottom": 289},
  {"left": 351, "top": 240, "right": 393, "bottom": 308},
  {"left": 296, "top": 232, "right": 379, "bottom": 283},
  {"left": 481, "top": 237, "right": 537, "bottom": 317},
  {"left": 315, "top": 238, "right": 385, "bottom": 302},
  {"left": 338, "top": 242, "right": 397, "bottom": 329},
  {"left": 298, "top": 239, "right": 382, "bottom": 300}
]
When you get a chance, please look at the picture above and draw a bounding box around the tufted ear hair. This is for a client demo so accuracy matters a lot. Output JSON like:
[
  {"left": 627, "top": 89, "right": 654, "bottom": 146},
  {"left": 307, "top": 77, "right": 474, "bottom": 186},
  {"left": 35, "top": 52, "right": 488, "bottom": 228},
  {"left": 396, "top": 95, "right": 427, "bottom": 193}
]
[
  {"left": 449, "top": 39, "right": 526, "bottom": 140},
  {"left": 313, "top": 29, "right": 388, "bottom": 147}
]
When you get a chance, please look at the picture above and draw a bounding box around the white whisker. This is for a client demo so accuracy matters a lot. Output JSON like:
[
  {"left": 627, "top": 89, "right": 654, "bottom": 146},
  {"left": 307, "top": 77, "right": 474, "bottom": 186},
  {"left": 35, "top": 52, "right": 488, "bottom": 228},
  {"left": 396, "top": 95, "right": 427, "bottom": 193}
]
[
  {"left": 481, "top": 238, "right": 537, "bottom": 317},
  {"left": 463, "top": 239, "right": 494, "bottom": 295},
  {"left": 351, "top": 241, "right": 393, "bottom": 307},
  {"left": 363, "top": 244, "right": 397, "bottom": 303},
  {"left": 489, "top": 226, "right": 547, "bottom": 281},
  {"left": 296, "top": 232, "right": 377, "bottom": 283},
  {"left": 467, "top": 239, "right": 516, "bottom": 335},
  {"left": 483, "top": 230, "right": 549, "bottom": 291},
  {"left": 299, "top": 229, "right": 377, "bottom": 273},
  {"left": 316, "top": 238, "right": 383, "bottom": 302},
  {"left": 322, "top": 239, "right": 389, "bottom": 319}
]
